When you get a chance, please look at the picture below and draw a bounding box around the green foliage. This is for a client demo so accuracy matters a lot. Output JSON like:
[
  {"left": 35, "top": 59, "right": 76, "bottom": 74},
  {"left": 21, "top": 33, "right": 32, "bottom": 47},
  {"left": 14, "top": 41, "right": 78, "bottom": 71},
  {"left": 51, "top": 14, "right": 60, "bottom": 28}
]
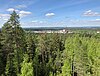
[
  {"left": 1, "top": 11, "right": 26, "bottom": 75},
  {"left": 20, "top": 54, "right": 34, "bottom": 76},
  {"left": 61, "top": 34, "right": 100, "bottom": 76},
  {"left": 26, "top": 32, "right": 36, "bottom": 60},
  {"left": 5, "top": 53, "right": 17, "bottom": 76},
  {"left": 62, "top": 59, "right": 71, "bottom": 76}
]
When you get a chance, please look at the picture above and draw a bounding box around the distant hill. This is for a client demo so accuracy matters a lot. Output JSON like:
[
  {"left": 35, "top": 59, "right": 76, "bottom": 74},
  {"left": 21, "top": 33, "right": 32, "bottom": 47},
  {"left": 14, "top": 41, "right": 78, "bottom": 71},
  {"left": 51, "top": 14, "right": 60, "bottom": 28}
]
[{"left": 0, "top": 26, "right": 100, "bottom": 31}]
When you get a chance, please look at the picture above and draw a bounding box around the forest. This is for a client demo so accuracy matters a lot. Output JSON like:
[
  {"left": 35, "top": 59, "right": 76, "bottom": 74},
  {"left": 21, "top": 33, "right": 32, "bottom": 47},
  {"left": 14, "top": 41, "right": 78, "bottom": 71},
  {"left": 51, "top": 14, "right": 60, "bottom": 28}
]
[{"left": 0, "top": 11, "right": 100, "bottom": 76}]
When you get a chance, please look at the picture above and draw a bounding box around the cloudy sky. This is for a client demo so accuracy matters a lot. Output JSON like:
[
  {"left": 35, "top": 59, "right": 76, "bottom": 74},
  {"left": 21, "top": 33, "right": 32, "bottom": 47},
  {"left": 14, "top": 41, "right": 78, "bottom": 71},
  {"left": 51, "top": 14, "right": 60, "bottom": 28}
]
[{"left": 0, "top": 0, "right": 100, "bottom": 28}]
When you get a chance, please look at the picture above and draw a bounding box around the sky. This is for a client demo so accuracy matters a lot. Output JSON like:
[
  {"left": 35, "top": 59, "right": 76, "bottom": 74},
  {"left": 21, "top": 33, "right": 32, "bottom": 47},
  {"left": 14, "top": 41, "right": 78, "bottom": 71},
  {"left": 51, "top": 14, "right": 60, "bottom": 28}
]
[{"left": 0, "top": 0, "right": 100, "bottom": 28}]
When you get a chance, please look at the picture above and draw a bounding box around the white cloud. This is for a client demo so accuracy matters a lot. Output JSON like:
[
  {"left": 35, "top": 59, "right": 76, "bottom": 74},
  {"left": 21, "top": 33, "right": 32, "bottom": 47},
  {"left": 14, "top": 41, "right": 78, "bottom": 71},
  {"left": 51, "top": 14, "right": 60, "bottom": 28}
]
[
  {"left": 0, "top": 8, "right": 32, "bottom": 21},
  {"left": 45, "top": 13, "right": 55, "bottom": 17},
  {"left": 83, "top": 10, "right": 100, "bottom": 16},
  {"left": 21, "top": 18, "right": 100, "bottom": 28},
  {"left": 32, "top": 20, "right": 38, "bottom": 23},
  {"left": 0, "top": 14, "right": 10, "bottom": 17},
  {"left": 39, "top": 21, "right": 44, "bottom": 23},
  {"left": 7, "top": 8, "right": 19, "bottom": 12},
  {"left": 15, "top": 5, "right": 27, "bottom": 9},
  {"left": 19, "top": 11, "right": 32, "bottom": 14},
  {"left": 95, "top": 19, "right": 100, "bottom": 21},
  {"left": 19, "top": 11, "right": 32, "bottom": 17},
  {"left": 67, "top": 19, "right": 100, "bottom": 26},
  {"left": 3, "top": 19, "right": 8, "bottom": 21},
  {"left": 31, "top": 20, "right": 46, "bottom": 24},
  {"left": 0, "top": 14, "right": 10, "bottom": 21}
]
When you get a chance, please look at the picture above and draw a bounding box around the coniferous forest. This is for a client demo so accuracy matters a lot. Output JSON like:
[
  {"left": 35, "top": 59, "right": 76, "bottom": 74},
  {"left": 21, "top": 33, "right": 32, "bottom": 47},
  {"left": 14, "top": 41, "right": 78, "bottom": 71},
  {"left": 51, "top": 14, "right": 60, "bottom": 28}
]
[{"left": 0, "top": 11, "right": 100, "bottom": 76}]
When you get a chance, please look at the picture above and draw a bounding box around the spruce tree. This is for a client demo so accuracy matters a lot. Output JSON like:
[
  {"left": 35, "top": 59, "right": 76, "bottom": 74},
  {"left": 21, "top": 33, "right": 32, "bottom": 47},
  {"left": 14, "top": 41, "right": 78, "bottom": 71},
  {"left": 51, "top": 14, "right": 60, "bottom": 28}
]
[{"left": 1, "top": 11, "right": 26, "bottom": 75}]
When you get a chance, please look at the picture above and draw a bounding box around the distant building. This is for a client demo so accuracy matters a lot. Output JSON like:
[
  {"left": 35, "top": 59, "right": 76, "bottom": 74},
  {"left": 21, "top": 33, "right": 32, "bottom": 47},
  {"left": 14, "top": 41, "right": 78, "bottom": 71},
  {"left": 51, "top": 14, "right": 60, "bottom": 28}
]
[{"left": 32, "top": 29, "right": 69, "bottom": 33}]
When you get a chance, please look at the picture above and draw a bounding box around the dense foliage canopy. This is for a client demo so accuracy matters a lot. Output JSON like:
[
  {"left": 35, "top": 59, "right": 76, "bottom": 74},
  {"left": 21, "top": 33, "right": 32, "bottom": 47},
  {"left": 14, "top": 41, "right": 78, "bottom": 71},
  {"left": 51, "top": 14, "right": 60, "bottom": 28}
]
[{"left": 0, "top": 11, "right": 100, "bottom": 76}]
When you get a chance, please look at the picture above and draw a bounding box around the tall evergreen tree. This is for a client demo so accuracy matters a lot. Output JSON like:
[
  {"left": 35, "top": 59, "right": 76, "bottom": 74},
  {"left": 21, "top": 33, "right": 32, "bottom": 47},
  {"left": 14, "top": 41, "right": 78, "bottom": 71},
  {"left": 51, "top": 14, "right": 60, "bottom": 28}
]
[
  {"left": 1, "top": 12, "right": 15, "bottom": 76},
  {"left": 0, "top": 32, "right": 6, "bottom": 75},
  {"left": 26, "top": 32, "right": 36, "bottom": 60},
  {"left": 37, "top": 34, "right": 50, "bottom": 76},
  {"left": 5, "top": 53, "right": 17, "bottom": 76},
  {"left": 1, "top": 11, "right": 26, "bottom": 75}
]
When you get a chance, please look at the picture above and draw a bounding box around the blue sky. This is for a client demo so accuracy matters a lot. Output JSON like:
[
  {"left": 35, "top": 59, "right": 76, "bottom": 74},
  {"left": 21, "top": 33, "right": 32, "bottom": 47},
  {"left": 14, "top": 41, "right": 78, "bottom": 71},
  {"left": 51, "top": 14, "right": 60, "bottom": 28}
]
[{"left": 0, "top": 0, "right": 100, "bottom": 27}]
